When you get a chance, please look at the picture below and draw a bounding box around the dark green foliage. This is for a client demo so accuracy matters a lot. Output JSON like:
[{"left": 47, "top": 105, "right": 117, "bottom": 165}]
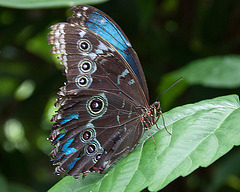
[{"left": 0, "top": 0, "right": 240, "bottom": 191}]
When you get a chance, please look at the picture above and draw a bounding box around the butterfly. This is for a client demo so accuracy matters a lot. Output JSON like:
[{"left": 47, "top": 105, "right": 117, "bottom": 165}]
[{"left": 48, "top": 4, "right": 165, "bottom": 178}]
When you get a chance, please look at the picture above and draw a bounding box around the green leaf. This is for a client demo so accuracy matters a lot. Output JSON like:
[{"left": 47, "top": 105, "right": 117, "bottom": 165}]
[
  {"left": 169, "top": 55, "right": 240, "bottom": 88},
  {"left": 49, "top": 94, "right": 240, "bottom": 192},
  {"left": 158, "top": 55, "right": 240, "bottom": 109},
  {"left": 0, "top": 0, "right": 108, "bottom": 9}
]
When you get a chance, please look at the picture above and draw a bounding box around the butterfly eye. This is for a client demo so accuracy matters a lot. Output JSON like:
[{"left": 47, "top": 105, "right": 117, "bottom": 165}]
[
  {"left": 84, "top": 140, "right": 101, "bottom": 156},
  {"left": 88, "top": 98, "right": 104, "bottom": 114},
  {"left": 75, "top": 75, "right": 92, "bottom": 88},
  {"left": 78, "top": 60, "right": 95, "bottom": 73},
  {"left": 79, "top": 128, "right": 96, "bottom": 143},
  {"left": 87, "top": 144, "right": 96, "bottom": 153},
  {"left": 81, "top": 61, "right": 91, "bottom": 72},
  {"left": 96, "top": 153, "right": 102, "bottom": 160},
  {"left": 86, "top": 95, "right": 108, "bottom": 118},
  {"left": 78, "top": 39, "right": 92, "bottom": 52},
  {"left": 86, "top": 94, "right": 108, "bottom": 117},
  {"left": 92, "top": 153, "right": 103, "bottom": 164},
  {"left": 83, "top": 131, "right": 91, "bottom": 140},
  {"left": 77, "top": 76, "right": 88, "bottom": 86}
]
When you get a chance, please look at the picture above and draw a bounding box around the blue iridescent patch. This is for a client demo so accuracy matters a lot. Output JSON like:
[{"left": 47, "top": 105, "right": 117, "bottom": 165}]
[
  {"left": 65, "top": 147, "right": 77, "bottom": 155},
  {"left": 67, "top": 157, "right": 80, "bottom": 170},
  {"left": 60, "top": 113, "right": 79, "bottom": 124},
  {"left": 55, "top": 133, "right": 65, "bottom": 141},
  {"left": 85, "top": 11, "right": 143, "bottom": 86},
  {"left": 62, "top": 138, "right": 74, "bottom": 151},
  {"left": 61, "top": 138, "right": 77, "bottom": 155}
]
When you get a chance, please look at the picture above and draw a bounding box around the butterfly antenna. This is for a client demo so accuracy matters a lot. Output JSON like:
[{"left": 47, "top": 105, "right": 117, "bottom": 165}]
[
  {"left": 160, "top": 77, "right": 183, "bottom": 96},
  {"left": 155, "top": 77, "right": 183, "bottom": 135}
]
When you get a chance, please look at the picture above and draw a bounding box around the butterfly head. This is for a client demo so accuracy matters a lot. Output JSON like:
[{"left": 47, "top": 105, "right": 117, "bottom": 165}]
[
  {"left": 153, "top": 101, "right": 161, "bottom": 110},
  {"left": 150, "top": 101, "right": 162, "bottom": 125}
]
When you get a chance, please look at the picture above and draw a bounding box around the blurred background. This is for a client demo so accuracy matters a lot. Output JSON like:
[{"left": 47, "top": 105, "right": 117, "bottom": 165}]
[{"left": 0, "top": 0, "right": 240, "bottom": 191}]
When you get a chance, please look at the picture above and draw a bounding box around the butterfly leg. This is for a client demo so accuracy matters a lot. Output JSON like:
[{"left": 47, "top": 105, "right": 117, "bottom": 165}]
[
  {"left": 141, "top": 116, "right": 157, "bottom": 149},
  {"left": 153, "top": 102, "right": 171, "bottom": 135},
  {"left": 157, "top": 110, "right": 171, "bottom": 135}
]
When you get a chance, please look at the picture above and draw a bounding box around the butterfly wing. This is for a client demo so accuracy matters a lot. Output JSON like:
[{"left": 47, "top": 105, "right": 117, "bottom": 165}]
[
  {"left": 48, "top": 21, "right": 147, "bottom": 177},
  {"left": 49, "top": 22, "right": 147, "bottom": 106},
  {"left": 50, "top": 90, "right": 144, "bottom": 177},
  {"left": 68, "top": 5, "right": 149, "bottom": 102}
]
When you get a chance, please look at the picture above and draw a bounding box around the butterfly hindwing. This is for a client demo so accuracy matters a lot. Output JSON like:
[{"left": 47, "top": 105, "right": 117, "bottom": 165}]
[
  {"left": 48, "top": 20, "right": 149, "bottom": 177},
  {"left": 49, "top": 90, "right": 144, "bottom": 177}
]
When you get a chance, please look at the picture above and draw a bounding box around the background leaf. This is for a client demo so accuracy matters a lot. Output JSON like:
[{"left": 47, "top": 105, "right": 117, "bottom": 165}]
[
  {"left": 159, "top": 55, "right": 240, "bottom": 110},
  {"left": 0, "top": 0, "right": 108, "bottom": 9},
  {"left": 49, "top": 94, "right": 240, "bottom": 192}
]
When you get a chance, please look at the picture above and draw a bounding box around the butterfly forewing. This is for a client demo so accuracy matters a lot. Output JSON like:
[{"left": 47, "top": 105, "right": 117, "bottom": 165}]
[
  {"left": 48, "top": 5, "right": 151, "bottom": 178},
  {"left": 48, "top": 22, "right": 147, "bottom": 106},
  {"left": 67, "top": 5, "right": 149, "bottom": 101}
]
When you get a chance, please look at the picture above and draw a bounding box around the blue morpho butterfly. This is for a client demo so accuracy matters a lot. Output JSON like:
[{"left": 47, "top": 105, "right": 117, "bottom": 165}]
[{"left": 48, "top": 5, "right": 166, "bottom": 178}]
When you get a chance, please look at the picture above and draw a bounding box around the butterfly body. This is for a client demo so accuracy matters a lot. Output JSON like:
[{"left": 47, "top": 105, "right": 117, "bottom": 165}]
[{"left": 48, "top": 5, "right": 160, "bottom": 178}]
